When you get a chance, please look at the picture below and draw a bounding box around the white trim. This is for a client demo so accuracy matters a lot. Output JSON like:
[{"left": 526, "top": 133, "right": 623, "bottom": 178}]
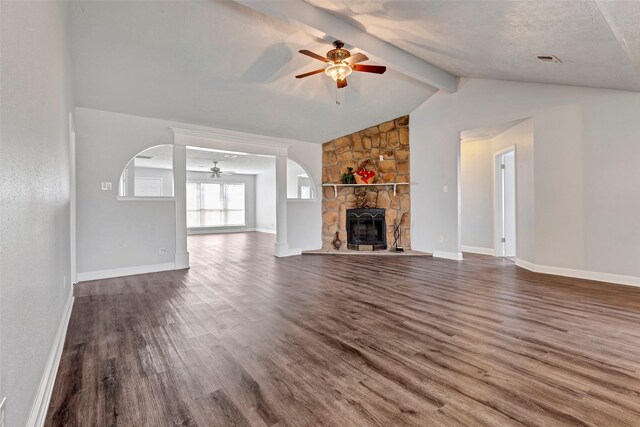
[
  {"left": 287, "top": 198, "right": 317, "bottom": 203},
  {"left": 77, "top": 262, "right": 176, "bottom": 282},
  {"left": 515, "top": 259, "right": 640, "bottom": 288},
  {"left": 433, "top": 250, "right": 464, "bottom": 261},
  {"left": 170, "top": 126, "right": 294, "bottom": 157},
  {"left": 174, "top": 253, "right": 189, "bottom": 270},
  {"left": 116, "top": 196, "right": 175, "bottom": 202},
  {"left": 461, "top": 245, "right": 495, "bottom": 256},
  {"left": 69, "top": 112, "right": 77, "bottom": 284},
  {"left": 188, "top": 227, "right": 251, "bottom": 235},
  {"left": 255, "top": 228, "right": 277, "bottom": 234},
  {"left": 27, "top": 295, "right": 74, "bottom": 427},
  {"left": 274, "top": 243, "right": 302, "bottom": 257}
]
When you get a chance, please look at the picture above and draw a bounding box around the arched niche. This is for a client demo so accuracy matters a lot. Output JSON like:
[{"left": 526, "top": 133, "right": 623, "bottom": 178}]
[
  {"left": 287, "top": 158, "right": 315, "bottom": 200},
  {"left": 117, "top": 144, "right": 175, "bottom": 199}
]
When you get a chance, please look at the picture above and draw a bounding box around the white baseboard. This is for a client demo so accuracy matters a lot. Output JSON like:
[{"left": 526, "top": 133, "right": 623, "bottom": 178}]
[
  {"left": 254, "top": 228, "right": 276, "bottom": 235},
  {"left": 188, "top": 227, "right": 253, "bottom": 235},
  {"left": 188, "top": 227, "right": 276, "bottom": 235},
  {"left": 77, "top": 262, "right": 176, "bottom": 282},
  {"left": 515, "top": 258, "right": 640, "bottom": 288},
  {"left": 461, "top": 245, "right": 495, "bottom": 256},
  {"left": 274, "top": 242, "right": 302, "bottom": 257},
  {"left": 432, "top": 250, "right": 464, "bottom": 261},
  {"left": 27, "top": 294, "right": 74, "bottom": 427}
]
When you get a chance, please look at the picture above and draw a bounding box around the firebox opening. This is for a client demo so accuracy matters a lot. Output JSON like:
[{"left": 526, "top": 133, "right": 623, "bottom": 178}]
[{"left": 346, "top": 208, "right": 387, "bottom": 250}]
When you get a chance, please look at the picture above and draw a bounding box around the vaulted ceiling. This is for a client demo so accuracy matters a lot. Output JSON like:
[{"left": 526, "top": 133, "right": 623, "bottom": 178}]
[
  {"left": 67, "top": 1, "right": 435, "bottom": 144},
  {"left": 304, "top": 0, "right": 640, "bottom": 91},
  {"left": 69, "top": 1, "right": 640, "bottom": 144}
]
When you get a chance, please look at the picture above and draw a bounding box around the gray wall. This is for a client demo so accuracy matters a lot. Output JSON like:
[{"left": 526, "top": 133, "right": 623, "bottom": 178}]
[
  {"left": 76, "top": 107, "right": 177, "bottom": 274},
  {"left": 0, "top": 1, "right": 75, "bottom": 425},
  {"left": 460, "top": 140, "right": 493, "bottom": 249},
  {"left": 186, "top": 171, "right": 257, "bottom": 232},
  {"left": 411, "top": 78, "right": 640, "bottom": 278}
]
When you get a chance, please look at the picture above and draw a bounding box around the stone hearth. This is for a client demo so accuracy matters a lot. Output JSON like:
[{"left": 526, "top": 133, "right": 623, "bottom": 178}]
[{"left": 322, "top": 116, "right": 410, "bottom": 251}]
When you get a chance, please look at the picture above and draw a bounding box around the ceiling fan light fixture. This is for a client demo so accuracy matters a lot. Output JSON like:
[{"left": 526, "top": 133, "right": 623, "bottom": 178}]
[
  {"left": 210, "top": 161, "right": 222, "bottom": 179},
  {"left": 325, "top": 62, "right": 352, "bottom": 81}
]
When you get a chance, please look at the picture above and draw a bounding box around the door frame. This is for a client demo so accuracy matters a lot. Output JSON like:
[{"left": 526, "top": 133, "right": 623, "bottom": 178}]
[
  {"left": 69, "top": 112, "right": 77, "bottom": 284},
  {"left": 493, "top": 145, "right": 517, "bottom": 258}
]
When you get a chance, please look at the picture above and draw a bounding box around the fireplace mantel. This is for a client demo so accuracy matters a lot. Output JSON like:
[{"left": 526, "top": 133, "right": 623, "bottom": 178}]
[{"left": 322, "top": 182, "right": 410, "bottom": 197}]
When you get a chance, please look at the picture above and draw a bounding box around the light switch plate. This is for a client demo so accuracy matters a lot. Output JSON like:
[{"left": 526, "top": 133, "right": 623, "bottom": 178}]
[{"left": 101, "top": 182, "right": 112, "bottom": 191}]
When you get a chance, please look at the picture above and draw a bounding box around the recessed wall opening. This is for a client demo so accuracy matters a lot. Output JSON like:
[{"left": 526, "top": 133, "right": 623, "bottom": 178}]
[
  {"left": 118, "top": 144, "right": 175, "bottom": 199},
  {"left": 185, "top": 146, "right": 276, "bottom": 235},
  {"left": 459, "top": 118, "right": 532, "bottom": 260}
]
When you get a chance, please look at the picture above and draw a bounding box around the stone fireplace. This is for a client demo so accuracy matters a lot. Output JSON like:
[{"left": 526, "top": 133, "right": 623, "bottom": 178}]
[{"left": 322, "top": 116, "right": 410, "bottom": 251}]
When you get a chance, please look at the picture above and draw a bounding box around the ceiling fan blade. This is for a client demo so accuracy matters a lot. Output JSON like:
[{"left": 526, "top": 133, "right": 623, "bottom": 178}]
[
  {"left": 295, "top": 68, "right": 325, "bottom": 79},
  {"left": 352, "top": 64, "right": 387, "bottom": 74},
  {"left": 337, "top": 78, "right": 348, "bottom": 89},
  {"left": 299, "top": 49, "right": 329, "bottom": 63},
  {"left": 345, "top": 52, "right": 369, "bottom": 64}
]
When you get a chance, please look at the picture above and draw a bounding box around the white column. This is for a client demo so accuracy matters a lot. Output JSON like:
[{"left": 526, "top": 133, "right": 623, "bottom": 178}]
[
  {"left": 174, "top": 144, "right": 190, "bottom": 269},
  {"left": 274, "top": 154, "right": 301, "bottom": 257}
]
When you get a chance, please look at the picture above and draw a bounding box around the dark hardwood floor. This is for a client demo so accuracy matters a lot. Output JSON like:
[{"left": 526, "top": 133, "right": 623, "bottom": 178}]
[{"left": 46, "top": 232, "right": 640, "bottom": 426}]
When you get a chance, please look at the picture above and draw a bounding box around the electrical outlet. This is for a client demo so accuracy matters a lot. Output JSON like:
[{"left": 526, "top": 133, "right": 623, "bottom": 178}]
[
  {"left": 443, "top": 185, "right": 448, "bottom": 193},
  {"left": 101, "top": 182, "right": 112, "bottom": 191},
  {"left": 0, "top": 397, "right": 6, "bottom": 427},
  {"left": 379, "top": 154, "right": 384, "bottom": 161},
  {"left": 159, "top": 247, "right": 166, "bottom": 255},
  {"left": 439, "top": 236, "right": 444, "bottom": 243}
]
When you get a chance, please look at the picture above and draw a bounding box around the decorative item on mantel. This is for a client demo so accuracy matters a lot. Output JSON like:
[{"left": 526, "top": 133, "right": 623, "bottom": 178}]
[
  {"left": 355, "top": 159, "right": 376, "bottom": 184},
  {"left": 332, "top": 231, "right": 342, "bottom": 250},
  {"left": 342, "top": 167, "right": 356, "bottom": 184}
]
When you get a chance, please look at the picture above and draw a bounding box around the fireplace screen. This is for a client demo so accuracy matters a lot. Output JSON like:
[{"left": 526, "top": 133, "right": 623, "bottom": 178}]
[{"left": 346, "top": 208, "right": 387, "bottom": 250}]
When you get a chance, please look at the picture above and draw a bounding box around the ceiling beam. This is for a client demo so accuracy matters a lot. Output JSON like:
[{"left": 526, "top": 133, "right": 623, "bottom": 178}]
[{"left": 235, "top": 0, "right": 459, "bottom": 92}]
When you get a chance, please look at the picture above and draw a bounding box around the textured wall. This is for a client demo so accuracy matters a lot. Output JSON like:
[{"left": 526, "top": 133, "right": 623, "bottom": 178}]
[
  {"left": 75, "top": 107, "right": 177, "bottom": 274},
  {"left": 321, "top": 116, "right": 411, "bottom": 250},
  {"left": 0, "top": 1, "right": 75, "bottom": 425}
]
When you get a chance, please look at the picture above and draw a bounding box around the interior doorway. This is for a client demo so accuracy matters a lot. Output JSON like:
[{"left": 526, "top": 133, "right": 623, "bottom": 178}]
[{"left": 495, "top": 148, "right": 516, "bottom": 259}]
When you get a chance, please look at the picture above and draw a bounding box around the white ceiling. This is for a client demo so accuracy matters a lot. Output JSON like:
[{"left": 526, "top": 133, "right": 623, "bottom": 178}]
[
  {"left": 68, "top": 1, "right": 436, "bottom": 144},
  {"left": 305, "top": 0, "right": 640, "bottom": 91},
  {"left": 133, "top": 146, "right": 275, "bottom": 174},
  {"left": 460, "top": 119, "right": 525, "bottom": 143}
]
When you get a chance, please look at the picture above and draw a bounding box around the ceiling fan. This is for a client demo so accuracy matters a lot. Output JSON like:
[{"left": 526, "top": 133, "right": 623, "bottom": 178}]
[
  {"left": 210, "top": 161, "right": 235, "bottom": 179},
  {"left": 295, "top": 40, "right": 386, "bottom": 89}
]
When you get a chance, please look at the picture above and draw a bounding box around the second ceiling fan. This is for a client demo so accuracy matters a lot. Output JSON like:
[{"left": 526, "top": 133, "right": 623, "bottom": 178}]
[{"left": 295, "top": 40, "right": 386, "bottom": 89}]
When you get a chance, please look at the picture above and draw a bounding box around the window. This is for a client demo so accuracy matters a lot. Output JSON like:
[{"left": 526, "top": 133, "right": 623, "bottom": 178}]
[
  {"left": 187, "top": 182, "right": 245, "bottom": 227},
  {"left": 298, "top": 176, "right": 311, "bottom": 199},
  {"left": 134, "top": 177, "right": 163, "bottom": 197}
]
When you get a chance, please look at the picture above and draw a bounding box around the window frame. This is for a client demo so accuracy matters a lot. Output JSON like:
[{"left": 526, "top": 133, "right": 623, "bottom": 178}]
[{"left": 186, "top": 181, "right": 246, "bottom": 228}]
